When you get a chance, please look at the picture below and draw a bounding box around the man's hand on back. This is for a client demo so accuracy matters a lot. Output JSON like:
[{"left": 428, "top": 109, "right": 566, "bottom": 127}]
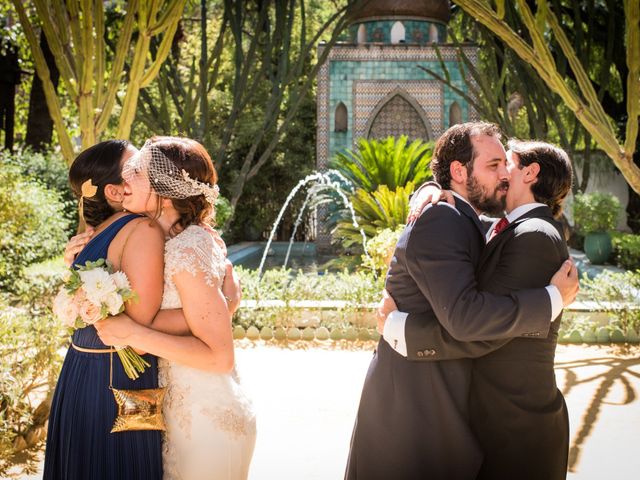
[
  {"left": 407, "top": 185, "right": 455, "bottom": 224},
  {"left": 377, "top": 289, "right": 398, "bottom": 335},
  {"left": 550, "top": 259, "right": 580, "bottom": 306}
]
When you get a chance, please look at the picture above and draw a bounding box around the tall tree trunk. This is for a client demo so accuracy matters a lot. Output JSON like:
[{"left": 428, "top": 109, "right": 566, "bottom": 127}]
[
  {"left": 198, "top": 0, "right": 208, "bottom": 141},
  {"left": 626, "top": 147, "right": 640, "bottom": 232},
  {"left": 579, "top": 133, "right": 592, "bottom": 193},
  {"left": 25, "top": 31, "right": 59, "bottom": 151},
  {"left": 0, "top": 44, "right": 19, "bottom": 151}
]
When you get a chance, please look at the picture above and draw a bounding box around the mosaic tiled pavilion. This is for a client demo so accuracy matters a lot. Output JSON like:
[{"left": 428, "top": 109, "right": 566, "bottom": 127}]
[{"left": 315, "top": 0, "right": 480, "bottom": 250}]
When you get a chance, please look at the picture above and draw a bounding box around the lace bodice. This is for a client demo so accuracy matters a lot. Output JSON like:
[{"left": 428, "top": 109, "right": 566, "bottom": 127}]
[
  {"left": 161, "top": 225, "right": 226, "bottom": 310},
  {"left": 158, "top": 224, "right": 256, "bottom": 480}
]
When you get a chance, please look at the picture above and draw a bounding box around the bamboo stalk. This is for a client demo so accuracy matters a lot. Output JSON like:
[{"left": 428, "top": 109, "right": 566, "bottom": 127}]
[
  {"left": 94, "top": 0, "right": 105, "bottom": 110},
  {"left": 541, "top": 0, "right": 613, "bottom": 128},
  {"left": 624, "top": 0, "right": 640, "bottom": 155},
  {"left": 150, "top": 0, "right": 185, "bottom": 35},
  {"left": 79, "top": 0, "right": 95, "bottom": 148},
  {"left": 140, "top": 11, "right": 184, "bottom": 87},
  {"left": 516, "top": 0, "right": 556, "bottom": 70},
  {"left": 31, "top": 0, "right": 78, "bottom": 98},
  {"left": 452, "top": 0, "right": 640, "bottom": 194},
  {"left": 52, "top": 1, "right": 69, "bottom": 45},
  {"left": 116, "top": 28, "right": 152, "bottom": 139},
  {"left": 66, "top": 0, "right": 84, "bottom": 84},
  {"left": 199, "top": 0, "right": 208, "bottom": 139},
  {"left": 96, "top": 0, "right": 138, "bottom": 133}
]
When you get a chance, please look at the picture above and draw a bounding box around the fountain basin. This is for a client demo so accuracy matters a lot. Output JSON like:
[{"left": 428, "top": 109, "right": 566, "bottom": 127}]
[{"left": 228, "top": 241, "right": 339, "bottom": 272}]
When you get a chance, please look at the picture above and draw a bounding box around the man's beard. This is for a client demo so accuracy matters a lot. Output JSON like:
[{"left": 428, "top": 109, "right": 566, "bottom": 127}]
[{"left": 466, "top": 175, "right": 508, "bottom": 215}]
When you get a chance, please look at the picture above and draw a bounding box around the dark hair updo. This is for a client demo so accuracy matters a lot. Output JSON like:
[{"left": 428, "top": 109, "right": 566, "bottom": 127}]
[
  {"left": 147, "top": 136, "right": 218, "bottom": 235},
  {"left": 69, "top": 140, "right": 131, "bottom": 227}
]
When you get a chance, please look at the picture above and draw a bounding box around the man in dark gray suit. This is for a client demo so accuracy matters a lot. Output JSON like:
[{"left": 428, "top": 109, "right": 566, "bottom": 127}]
[
  {"left": 344, "top": 124, "right": 578, "bottom": 480},
  {"left": 378, "top": 140, "right": 574, "bottom": 479}
]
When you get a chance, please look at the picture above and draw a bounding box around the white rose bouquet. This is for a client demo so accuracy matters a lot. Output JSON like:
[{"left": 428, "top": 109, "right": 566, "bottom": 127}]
[{"left": 53, "top": 259, "right": 150, "bottom": 379}]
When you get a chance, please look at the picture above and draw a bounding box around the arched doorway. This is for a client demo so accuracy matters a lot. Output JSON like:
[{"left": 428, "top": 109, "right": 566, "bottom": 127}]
[{"left": 366, "top": 90, "right": 431, "bottom": 141}]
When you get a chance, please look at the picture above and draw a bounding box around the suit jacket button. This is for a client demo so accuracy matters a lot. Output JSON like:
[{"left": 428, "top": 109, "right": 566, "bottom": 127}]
[
  {"left": 428, "top": 349, "right": 436, "bottom": 356},
  {"left": 417, "top": 351, "right": 424, "bottom": 357}
]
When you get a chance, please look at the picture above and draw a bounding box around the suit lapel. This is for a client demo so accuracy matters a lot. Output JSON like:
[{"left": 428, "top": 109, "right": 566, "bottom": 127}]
[
  {"left": 479, "top": 205, "right": 555, "bottom": 272},
  {"left": 454, "top": 197, "right": 486, "bottom": 240}
]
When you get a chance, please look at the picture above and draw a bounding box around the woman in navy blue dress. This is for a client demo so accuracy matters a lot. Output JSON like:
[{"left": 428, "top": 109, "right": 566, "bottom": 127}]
[{"left": 43, "top": 140, "right": 165, "bottom": 480}]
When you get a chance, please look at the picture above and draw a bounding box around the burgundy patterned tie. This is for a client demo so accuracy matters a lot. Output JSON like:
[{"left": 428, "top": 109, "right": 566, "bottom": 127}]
[{"left": 489, "top": 217, "right": 510, "bottom": 241}]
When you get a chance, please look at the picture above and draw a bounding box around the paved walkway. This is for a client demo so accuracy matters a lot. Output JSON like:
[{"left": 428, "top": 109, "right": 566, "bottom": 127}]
[{"left": 5, "top": 344, "right": 640, "bottom": 479}]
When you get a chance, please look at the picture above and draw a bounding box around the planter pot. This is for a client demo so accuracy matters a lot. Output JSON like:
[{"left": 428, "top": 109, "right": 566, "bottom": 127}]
[{"left": 584, "top": 231, "right": 612, "bottom": 265}]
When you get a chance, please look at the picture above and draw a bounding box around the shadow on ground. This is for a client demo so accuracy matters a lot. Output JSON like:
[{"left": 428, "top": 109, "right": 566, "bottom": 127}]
[{"left": 556, "top": 349, "right": 640, "bottom": 472}]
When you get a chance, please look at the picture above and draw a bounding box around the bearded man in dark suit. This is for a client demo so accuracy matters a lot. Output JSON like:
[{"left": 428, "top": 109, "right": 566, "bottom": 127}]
[
  {"left": 378, "top": 140, "right": 574, "bottom": 480},
  {"left": 344, "top": 123, "right": 579, "bottom": 480}
]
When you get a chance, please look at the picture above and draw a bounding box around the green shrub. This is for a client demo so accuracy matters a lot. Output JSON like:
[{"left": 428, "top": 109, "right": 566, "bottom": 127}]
[
  {"left": 573, "top": 192, "right": 621, "bottom": 234},
  {"left": 0, "top": 271, "right": 67, "bottom": 475},
  {"left": 329, "top": 136, "right": 433, "bottom": 260},
  {"left": 232, "top": 267, "right": 384, "bottom": 331},
  {"left": 580, "top": 270, "right": 640, "bottom": 332},
  {"left": 1, "top": 148, "right": 72, "bottom": 199},
  {"left": 611, "top": 232, "right": 640, "bottom": 270},
  {"left": 214, "top": 196, "right": 233, "bottom": 233},
  {"left": 0, "top": 164, "right": 71, "bottom": 290},
  {"left": 362, "top": 227, "right": 404, "bottom": 274},
  {"left": 235, "top": 266, "right": 383, "bottom": 303},
  {"left": 0, "top": 149, "right": 76, "bottom": 233}
]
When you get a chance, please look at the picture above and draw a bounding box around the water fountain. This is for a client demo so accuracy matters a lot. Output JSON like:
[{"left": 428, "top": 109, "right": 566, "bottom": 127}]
[{"left": 257, "top": 170, "right": 370, "bottom": 278}]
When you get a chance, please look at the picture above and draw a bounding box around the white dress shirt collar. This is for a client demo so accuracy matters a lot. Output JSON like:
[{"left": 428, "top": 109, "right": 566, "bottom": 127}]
[
  {"left": 485, "top": 202, "right": 547, "bottom": 242},
  {"left": 451, "top": 191, "right": 478, "bottom": 215},
  {"left": 506, "top": 202, "right": 547, "bottom": 223}
]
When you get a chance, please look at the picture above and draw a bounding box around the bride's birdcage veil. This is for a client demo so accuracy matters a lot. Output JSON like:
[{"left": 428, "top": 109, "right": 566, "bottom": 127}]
[{"left": 122, "top": 138, "right": 219, "bottom": 209}]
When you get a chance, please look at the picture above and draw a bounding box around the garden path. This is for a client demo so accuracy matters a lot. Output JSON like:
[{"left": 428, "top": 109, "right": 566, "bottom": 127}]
[{"left": 6, "top": 343, "right": 640, "bottom": 480}]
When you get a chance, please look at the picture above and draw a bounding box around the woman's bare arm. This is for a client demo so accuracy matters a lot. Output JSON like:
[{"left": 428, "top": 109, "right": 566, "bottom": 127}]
[
  {"left": 114, "top": 219, "right": 165, "bottom": 326},
  {"left": 149, "top": 309, "right": 191, "bottom": 335},
  {"left": 149, "top": 261, "right": 240, "bottom": 335},
  {"left": 96, "top": 268, "right": 234, "bottom": 373}
]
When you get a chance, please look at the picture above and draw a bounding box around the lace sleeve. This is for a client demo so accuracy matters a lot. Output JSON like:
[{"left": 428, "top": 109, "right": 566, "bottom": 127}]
[{"left": 165, "top": 226, "right": 226, "bottom": 288}]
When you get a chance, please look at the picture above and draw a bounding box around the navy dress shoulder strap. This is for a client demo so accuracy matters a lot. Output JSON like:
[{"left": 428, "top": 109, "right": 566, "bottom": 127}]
[
  {"left": 71, "top": 214, "right": 141, "bottom": 349},
  {"left": 73, "top": 214, "right": 141, "bottom": 268}
]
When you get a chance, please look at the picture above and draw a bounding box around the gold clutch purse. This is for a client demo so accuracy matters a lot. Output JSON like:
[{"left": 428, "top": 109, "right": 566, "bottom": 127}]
[
  {"left": 111, "top": 386, "right": 166, "bottom": 433},
  {"left": 109, "top": 351, "right": 167, "bottom": 433}
]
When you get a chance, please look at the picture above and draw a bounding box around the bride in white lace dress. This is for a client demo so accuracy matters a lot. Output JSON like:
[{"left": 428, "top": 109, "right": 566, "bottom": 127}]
[{"left": 95, "top": 137, "right": 256, "bottom": 480}]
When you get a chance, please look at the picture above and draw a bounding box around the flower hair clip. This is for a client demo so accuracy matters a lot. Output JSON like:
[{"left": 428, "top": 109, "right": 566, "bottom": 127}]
[
  {"left": 181, "top": 169, "right": 219, "bottom": 206},
  {"left": 81, "top": 179, "right": 98, "bottom": 198},
  {"left": 79, "top": 179, "right": 98, "bottom": 224}
]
